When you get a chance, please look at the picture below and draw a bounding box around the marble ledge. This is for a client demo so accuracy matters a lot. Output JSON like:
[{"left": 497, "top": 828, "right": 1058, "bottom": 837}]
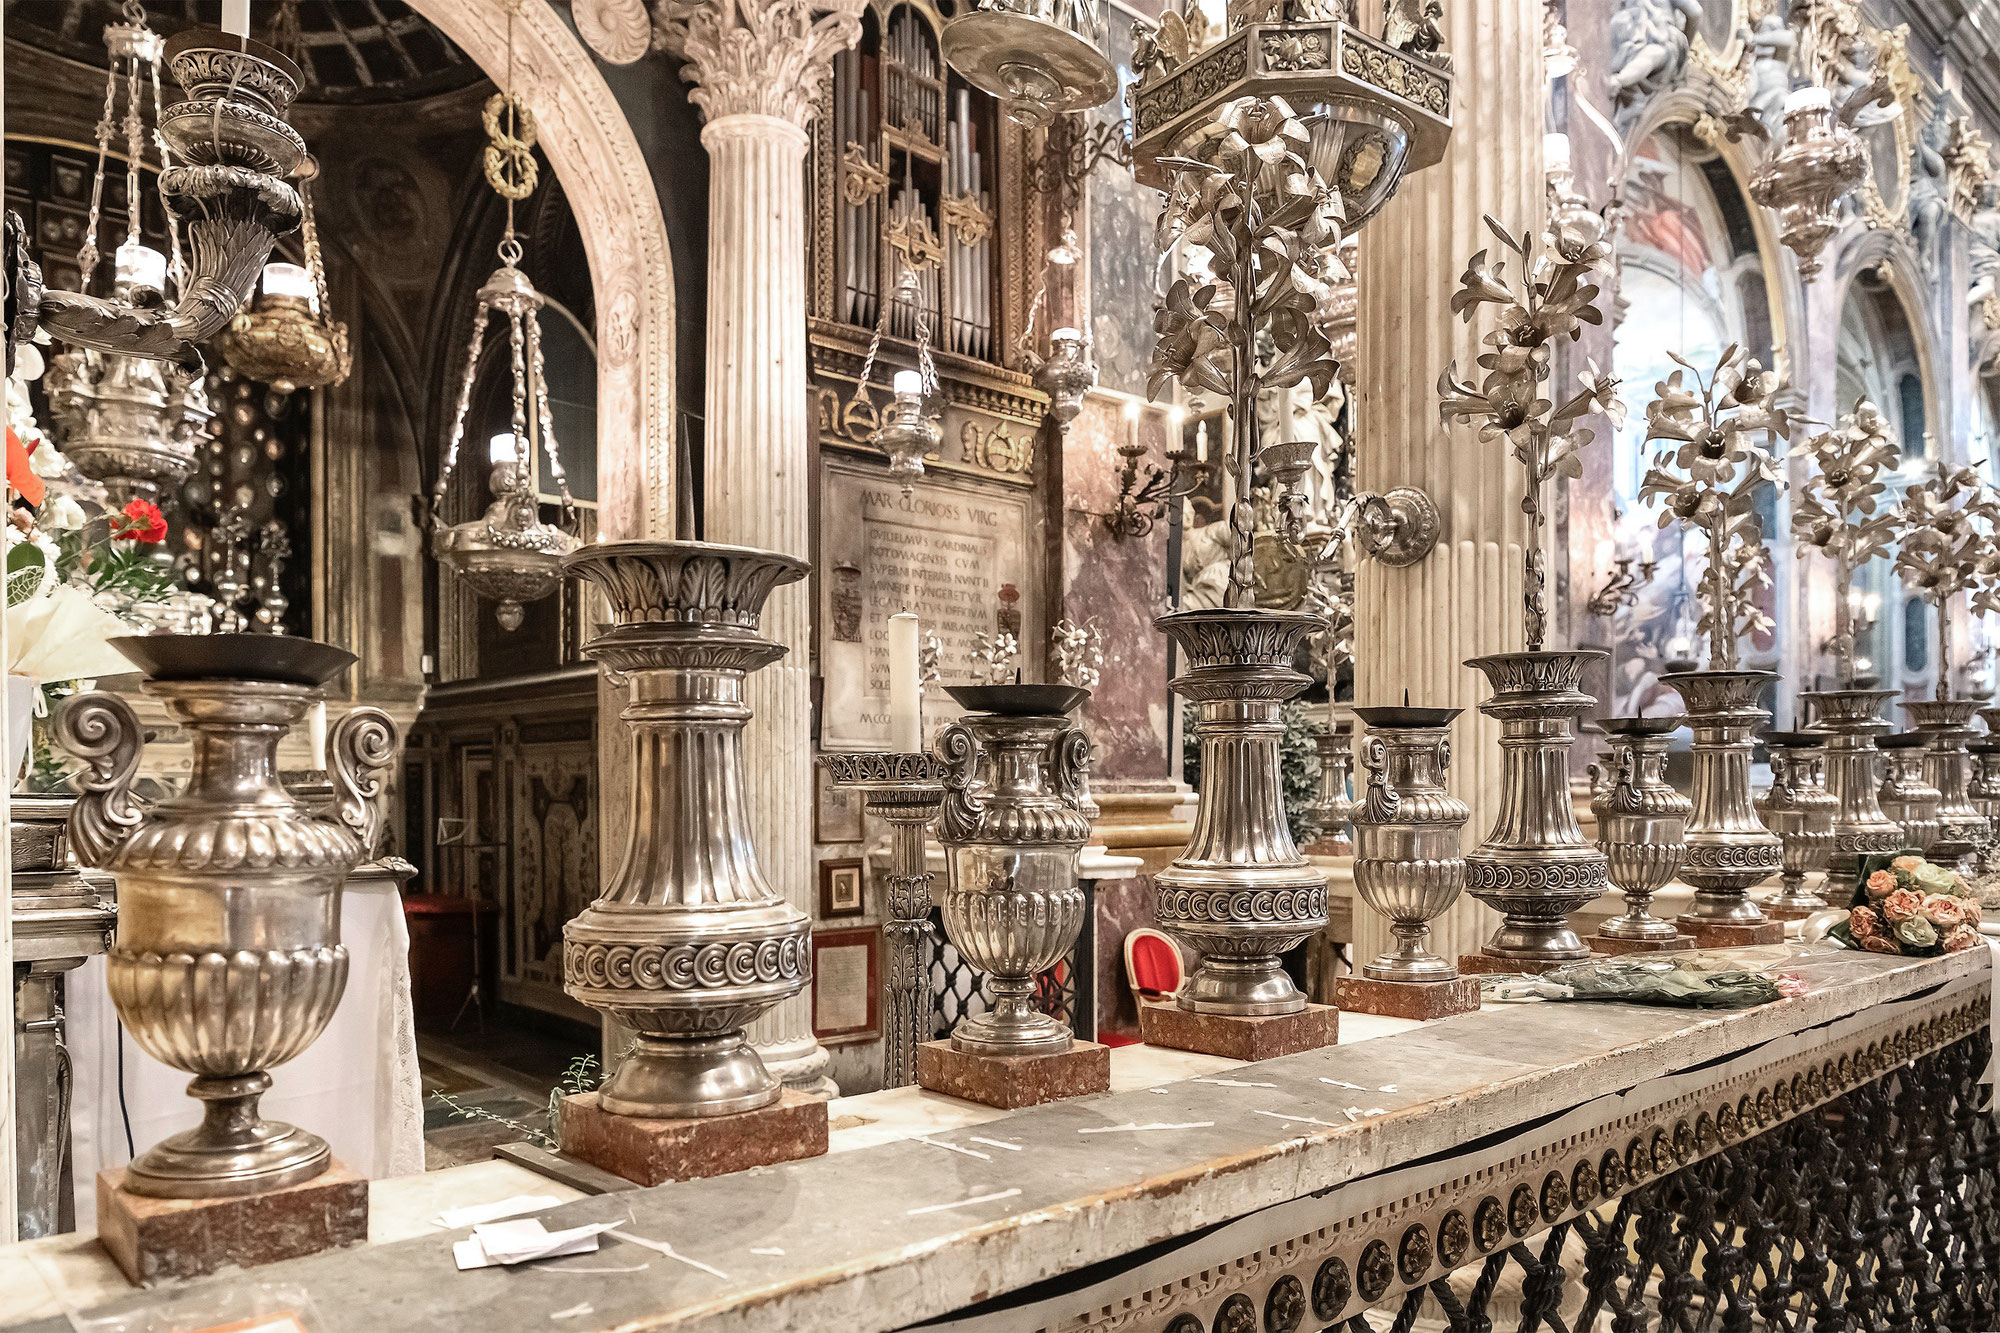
[{"left": 4, "top": 948, "right": 1984, "bottom": 1333}]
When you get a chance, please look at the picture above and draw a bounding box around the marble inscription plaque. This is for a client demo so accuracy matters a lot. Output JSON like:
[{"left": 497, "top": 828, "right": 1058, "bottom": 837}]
[{"left": 820, "top": 461, "right": 1038, "bottom": 751}]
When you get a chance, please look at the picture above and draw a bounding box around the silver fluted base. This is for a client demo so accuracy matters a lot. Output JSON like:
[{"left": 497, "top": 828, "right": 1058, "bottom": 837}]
[
  {"left": 598, "top": 1034, "right": 779, "bottom": 1119},
  {"left": 1802, "top": 689, "right": 1906, "bottom": 880},
  {"left": 1463, "top": 651, "right": 1609, "bottom": 964},
  {"left": 1593, "top": 717, "right": 1690, "bottom": 942},
  {"left": 1351, "top": 710, "right": 1467, "bottom": 983},
  {"left": 1661, "top": 670, "right": 1780, "bottom": 926}
]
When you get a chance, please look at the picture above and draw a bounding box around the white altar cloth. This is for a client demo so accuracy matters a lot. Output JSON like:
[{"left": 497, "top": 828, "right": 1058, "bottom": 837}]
[{"left": 63, "top": 874, "right": 425, "bottom": 1228}]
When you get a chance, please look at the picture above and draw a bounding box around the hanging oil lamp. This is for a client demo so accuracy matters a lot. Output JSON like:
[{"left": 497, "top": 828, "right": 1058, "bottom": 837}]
[
  {"left": 219, "top": 166, "right": 351, "bottom": 394},
  {"left": 1747, "top": 88, "right": 1867, "bottom": 283},
  {"left": 941, "top": 0, "right": 1117, "bottom": 130},
  {"left": 427, "top": 75, "right": 579, "bottom": 631}
]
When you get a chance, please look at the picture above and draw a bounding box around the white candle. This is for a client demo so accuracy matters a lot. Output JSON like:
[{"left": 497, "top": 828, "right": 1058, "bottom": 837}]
[
  {"left": 489, "top": 432, "right": 520, "bottom": 465},
  {"left": 115, "top": 241, "right": 167, "bottom": 294},
  {"left": 1543, "top": 133, "right": 1571, "bottom": 172},
  {"left": 308, "top": 700, "right": 328, "bottom": 771},
  {"left": 892, "top": 370, "right": 923, "bottom": 398},
  {"left": 260, "top": 261, "right": 313, "bottom": 302},
  {"left": 223, "top": 0, "right": 251, "bottom": 37},
  {"left": 1124, "top": 397, "right": 1141, "bottom": 450},
  {"left": 1785, "top": 86, "right": 1831, "bottom": 113},
  {"left": 888, "top": 612, "right": 922, "bottom": 753}
]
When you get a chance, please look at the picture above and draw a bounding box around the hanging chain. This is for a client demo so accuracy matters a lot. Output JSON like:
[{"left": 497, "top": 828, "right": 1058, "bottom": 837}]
[
  {"left": 523, "top": 305, "right": 578, "bottom": 530},
  {"left": 431, "top": 301, "right": 492, "bottom": 532},
  {"left": 146, "top": 30, "right": 183, "bottom": 294},
  {"left": 851, "top": 257, "right": 940, "bottom": 415},
  {"left": 78, "top": 44, "right": 120, "bottom": 288},
  {"left": 301, "top": 184, "right": 329, "bottom": 319},
  {"left": 120, "top": 47, "right": 144, "bottom": 252}
]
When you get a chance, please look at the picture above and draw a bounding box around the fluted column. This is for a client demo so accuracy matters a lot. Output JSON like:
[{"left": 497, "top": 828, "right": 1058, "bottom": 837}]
[
  {"left": 1351, "top": 0, "right": 1544, "bottom": 969},
  {"left": 660, "top": 0, "right": 862, "bottom": 1096}
]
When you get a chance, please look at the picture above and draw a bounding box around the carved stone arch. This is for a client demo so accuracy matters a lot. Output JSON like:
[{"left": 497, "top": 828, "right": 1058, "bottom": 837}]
[
  {"left": 405, "top": 0, "right": 676, "bottom": 540},
  {"left": 1831, "top": 229, "right": 1948, "bottom": 455}
]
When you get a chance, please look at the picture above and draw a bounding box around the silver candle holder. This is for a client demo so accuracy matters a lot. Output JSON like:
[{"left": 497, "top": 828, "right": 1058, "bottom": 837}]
[
  {"left": 1155, "top": 609, "right": 1329, "bottom": 1013},
  {"left": 1877, "top": 734, "right": 1942, "bottom": 856},
  {"left": 1660, "top": 669, "right": 1783, "bottom": 939},
  {"left": 1461, "top": 651, "right": 1610, "bottom": 967},
  {"left": 822, "top": 752, "right": 947, "bottom": 1088},
  {"left": 560, "top": 541, "right": 812, "bottom": 1120},
  {"left": 1970, "top": 731, "right": 2000, "bottom": 878},
  {"left": 1801, "top": 688, "right": 1905, "bottom": 879},
  {"left": 1591, "top": 716, "right": 1690, "bottom": 945},
  {"left": 1902, "top": 698, "right": 1991, "bottom": 869},
  {"left": 1756, "top": 731, "right": 1837, "bottom": 917},
  {"left": 1348, "top": 706, "right": 1467, "bottom": 981},
  {"left": 934, "top": 684, "right": 1092, "bottom": 1055}
]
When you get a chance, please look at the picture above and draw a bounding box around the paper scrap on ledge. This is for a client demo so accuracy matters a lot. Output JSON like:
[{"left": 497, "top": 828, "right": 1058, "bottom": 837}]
[
  {"left": 1076, "top": 1121, "right": 1215, "bottom": 1135},
  {"left": 435, "top": 1194, "right": 564, "bottom": 1229},
  {"left": 749, "top": 1247, "right": 786, "bottom": 1256},
  {"left": 454, "top": 1218, "right": 620, "bottom": 1270},
  {"left": 549, "top": 1303, "right": 594, "bottom": 1321},
  {"left": 906, "top": 1188, "right": 1024, "bottom": 1216},
  {"left": 1320, "top": 1078, "right": 1367, "bottom": 1091},
  {"left": 968, "top": 1136, "right": 1023, "bottom": 1152},
  {"left": 1194, "top": 1078, "right": 1277, "bottom": 1088},
  {"left": 918, "top": 1136, "right": 991, "bottom": 1160},
  {"left": 1255, "top": 1109, "right": 1340, "bottom": 1129},
  {"left": 607, "top": 1229, "right": 732, "bottom": 1281}
]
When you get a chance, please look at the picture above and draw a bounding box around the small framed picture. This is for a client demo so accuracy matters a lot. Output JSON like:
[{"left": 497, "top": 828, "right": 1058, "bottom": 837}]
[
  {"left": 811, "top": 926, "right": 880, "bottom": 1043},
  {"left": 818, "top": 857, "right": 866, "bottom": 919}
]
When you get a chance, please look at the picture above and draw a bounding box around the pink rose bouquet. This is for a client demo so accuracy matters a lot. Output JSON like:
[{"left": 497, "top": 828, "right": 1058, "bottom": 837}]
[{"left": 1830, "top": 854, "right": 1983, "bottom": 958}]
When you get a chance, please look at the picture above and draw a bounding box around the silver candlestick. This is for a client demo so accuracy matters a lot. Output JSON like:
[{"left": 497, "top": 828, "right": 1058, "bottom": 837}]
[
  {"left": 1591, "top": 716, "right": 1690, "bottom": 944},
  {"left": 1970, "top": 732, "right": 2000, "bottom": 877},
  {"left": 1462, "top": 651, "right": 1609, "bottom": 966},
  {"left": 1349, "top": 706, "right": 1468, "bottom": 981},
  {"left": 560, "top": 541, "right": 812, "bottom": 1119},
  {"left": 1155, "top": 608, "right": 1330, "bottom": 1013},
  {"left": 935, "top": 684, "right": 1092, "bottom": 1055},
  {"left": 1801, "top": 688, "right": 1905, "bottom": 879},
  {"left": 1877, "top": 734, "right": 1942, "bottom": 856},
  {"left": 823, "top": 753, "right": 947, "bottom": 1089},
  {"left": 1903, "top": 698, "right": 1991, "bottom": 870},
  {"left": 1660, "top": 669, "right": 1783, "bottom": 938},
  {"left": 1756, "top": 731, "right": 1838, "bottom": 917}
]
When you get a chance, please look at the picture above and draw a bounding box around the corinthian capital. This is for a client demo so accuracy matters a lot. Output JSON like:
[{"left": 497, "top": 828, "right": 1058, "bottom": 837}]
[{"left": 651, "top": 0, "right": 864, "bottom": 126}]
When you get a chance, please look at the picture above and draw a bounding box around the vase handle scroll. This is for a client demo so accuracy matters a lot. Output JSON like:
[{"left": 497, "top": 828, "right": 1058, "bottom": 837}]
[
  {"left": 1358, "top": 733, "right": 1399, "bottom": 823},
  {"left": 1049, "top": 725, "right": 1091, "bottom": 813},
  {"left": 936, "top": 720, "right": 980, "bottom": 841},
  {"left": 52, "top": 691, "right": 146, "bottom": 868},
  {"left": 328, "top": 706, "right": 399, "bottom": 859}
]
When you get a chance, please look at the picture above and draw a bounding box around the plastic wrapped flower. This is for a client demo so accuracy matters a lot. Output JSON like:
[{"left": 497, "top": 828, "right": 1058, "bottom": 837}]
[
  {"left": 1865, "top": 869, "right": 1897, "bottom": 899},
  {"left": 1895, "top": 916, "right": 1939, "bottom": 949},
  {"left": 1922, "top": 893, "right": 1974, "bottom": 929},
  {"left": 1943, "top": 923, "right": 1981, "bottom": 953},
  {"left": 1891, "top": 855, "right": 1924, "bottom": 873},
  {"left": 1860, "top": 934, "right": 1901, "bottom": 954},
  {"left": 1849, "top": 904, "right": 1882, "bottom": 938}
]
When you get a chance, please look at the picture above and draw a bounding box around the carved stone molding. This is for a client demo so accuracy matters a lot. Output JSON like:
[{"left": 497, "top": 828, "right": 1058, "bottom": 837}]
[
  {"left": 574, "top": 0, "right": 656, "bottom": 64},
  {"left": 653, "top": 0, "right": 865, "bottom": 126},
  {"left": 410, "top": 0, "right": 676, "bottom": 540}
]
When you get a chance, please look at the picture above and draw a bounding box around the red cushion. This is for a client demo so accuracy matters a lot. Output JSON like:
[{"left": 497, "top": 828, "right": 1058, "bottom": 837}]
[{"left": 1128, "top": 933, "right": 1181, "bottom": 996}]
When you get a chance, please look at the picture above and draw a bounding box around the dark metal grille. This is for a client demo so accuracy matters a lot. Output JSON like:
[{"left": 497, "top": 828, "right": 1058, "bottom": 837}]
[
  {"left": 927, "top": 905, "right": 1093, "bottom": 1041},
  {"left": 1324, "top": 1025, "right": 1998, "bottom": 1333}
]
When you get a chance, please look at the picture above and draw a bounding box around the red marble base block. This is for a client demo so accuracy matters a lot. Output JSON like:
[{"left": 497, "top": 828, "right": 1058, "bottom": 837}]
[
  {"left": 96, "top": 1160, "right": 368, "bottom": 1287},
  {"left": 1458, "top": 952, "right": 1604, "bottom": 976},
  {"left": 558, "top": 1088, "right": 828, "bottom": 1187},
  {"left": 1592, "top": 932, "right": 1698, "bottom": 955},
  {"left": 1759, "top": 900, "right": 1829, "bottom": 922},
  {"left": 1676, "top": 916, "right": 1787, "bottom": 948},
  {"left": 1335, "top": 974, "right": 1480, "bottom": 1020},
  {"left": 1137, "top": 999, "right": 1338, "bottom": 1059},
  {"left": 916, "top": 1040, "right": 1111, "bottom": 1108}
]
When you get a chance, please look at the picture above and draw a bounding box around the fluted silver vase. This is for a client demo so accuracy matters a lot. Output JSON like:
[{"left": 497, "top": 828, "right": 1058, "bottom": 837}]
[
  {"left": 1801, "top": 688, "right": 1904, "bottom": 879},
  {"left": 1349, "top": 707, "right": 1467, "bottom": 981},
  {"left": 1660, "top": 670, "right": 1781, "bottom": 931},
  {"left": 561, "top": 541, "right": 812, "bottom": 1119},
  {"left": 53, "top": 634, "right": 396, "bottom": 1198},
  {"left": 1972, "top": 719, "right": 2000, "bottom": 875},
  {"left": 1591, "top": 716, "right": 1689, "bottom": 942},
  {"left": 1756, "top": 732, "right": 1837, "bottom": 916},
  {"left": 1155, "top": 608, "right": 1328, "bottom": 1015},
  {"left": 1903, "top": 698, "right": 1990, "bottom": 869},
  {"left": 935, "top": 684, "right": 1092, "bottom": 1055},
  {"left": 1309, "top": 719, "right": 1355, "bottom": 852},
  {"left": 1877, "top": 735, "right": 1941, "bottom": 856},
  {"left": 1462, "top": 651, "right": 1608, "bottom": 964}
]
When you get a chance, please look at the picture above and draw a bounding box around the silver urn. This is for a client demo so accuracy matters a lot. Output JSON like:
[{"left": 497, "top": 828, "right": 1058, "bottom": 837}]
[
  {"left": 560, "top": 541, "right": 812, "bottom": 1119},
  {"left": 1591, "top": 716, "right": 1689, "bottom": 943},
  {"left": 53, "top": 634, "right": 396, "bottom": 1199},
  {"left": 1877, "top": 734, "right": 1941, "bottom": 856},
  {"left": 1660, "top": 670, "right": 1782, "bottom": 930},
  {"left": 1971, "top": 728, "right": 2000, "bottom": 875},
  {"left": 1902, "top": 698, "right": 1990, "bottom": 869},
  {"left": 1348, "top": 706, "right": 1467, "bottom": 982},
  {"left": 1154, "top": 608, "right": 1329, "bottom": 1015},
  {"left": 935, "top": 684, "right": 1093, "bottom": 1056},
  {"left": 1800, "top": 688, "right": 1905, "bottom": 878},
  {"left": 1755, "top": 732, "right": 1837, "bottom": 916},
  {"left": 1462, "top": 651, "right": 1609, "bottom": 964}
]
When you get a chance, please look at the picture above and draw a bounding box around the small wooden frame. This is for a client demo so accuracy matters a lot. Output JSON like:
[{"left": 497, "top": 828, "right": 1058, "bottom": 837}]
[{"left": 811, "top": 925, "right": 880, "bottom": 1043}]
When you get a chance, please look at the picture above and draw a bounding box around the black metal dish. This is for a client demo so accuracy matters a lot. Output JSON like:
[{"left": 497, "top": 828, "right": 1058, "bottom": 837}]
[
  {"left": 944, "top": 683, "right": 1089, "bottom": 716},
  {"left": 110, "top": 634, "right": 357, "bottom": 687},
  {"left": 1602, "top": 714, "right": 1686, "bottom": 736},
  {"left": 1353, "top": 704, "right": 1461, "bottom": 729}
]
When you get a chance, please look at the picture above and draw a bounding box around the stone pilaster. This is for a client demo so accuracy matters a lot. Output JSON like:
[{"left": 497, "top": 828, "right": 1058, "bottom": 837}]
[
  {"left": 658, "top": 0, "right": 862, "bottom": 1097},
  {"left": 1350, "top": 0, "right": 1546, "bottom": 970}
]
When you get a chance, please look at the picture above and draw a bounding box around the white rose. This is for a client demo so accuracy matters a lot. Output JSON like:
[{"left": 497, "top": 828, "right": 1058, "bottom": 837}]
[{"left": 44, "top": 495, "right": 86, "bottom": 531}]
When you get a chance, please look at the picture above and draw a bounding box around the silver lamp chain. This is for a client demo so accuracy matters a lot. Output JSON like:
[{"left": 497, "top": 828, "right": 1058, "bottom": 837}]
[{"left": 851, "top": 262, "right": 939, "bottom": 414}]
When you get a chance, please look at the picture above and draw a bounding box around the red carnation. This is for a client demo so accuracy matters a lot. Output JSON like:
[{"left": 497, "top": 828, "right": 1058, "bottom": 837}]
[{"left": 114, "top": 498, "right": 167, "bottom": 544}]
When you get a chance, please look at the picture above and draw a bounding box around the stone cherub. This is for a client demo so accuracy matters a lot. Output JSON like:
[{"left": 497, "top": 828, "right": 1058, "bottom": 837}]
[
  {"left": 1742, "top": 11, "right": 1794, "bottom": 131},
  {"left": 1609, "top": 0, "right": 1703, "bottom": 127},
  {"left": 1383, "top": 0, "right": 1449, "bottom": 69},
  {"left": 1910, "top": 99, "right": 1953, "bottom": 271},
  {"left": 1968, "top": 181, "right": 2000, "bottom": 317}
]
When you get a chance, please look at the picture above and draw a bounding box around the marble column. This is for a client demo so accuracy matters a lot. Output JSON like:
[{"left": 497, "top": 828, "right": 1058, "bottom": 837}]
[
  {"left": 1350, "top": 0, "right": 1546, "bottom": 969},
  {"left": 659, "top": 0, "right": 863, "bottom": 1097}
]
